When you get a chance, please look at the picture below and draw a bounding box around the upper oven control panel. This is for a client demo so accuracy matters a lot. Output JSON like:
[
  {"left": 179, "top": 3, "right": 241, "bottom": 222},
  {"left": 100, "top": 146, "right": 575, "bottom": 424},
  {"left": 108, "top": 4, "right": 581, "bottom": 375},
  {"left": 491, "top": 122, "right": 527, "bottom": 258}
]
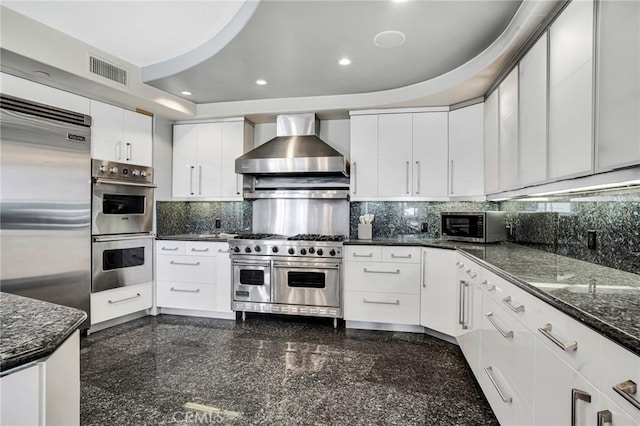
[{"left": 92, "top": 159, "right": 153, "bottom": 183}]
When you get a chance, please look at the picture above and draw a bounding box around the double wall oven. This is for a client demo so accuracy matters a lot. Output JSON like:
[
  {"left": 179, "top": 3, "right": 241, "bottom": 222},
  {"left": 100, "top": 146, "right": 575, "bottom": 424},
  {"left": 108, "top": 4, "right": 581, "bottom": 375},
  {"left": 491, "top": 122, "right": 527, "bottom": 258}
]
[{"left": 91, "top": 159, "right": 155, "bottom": 293}]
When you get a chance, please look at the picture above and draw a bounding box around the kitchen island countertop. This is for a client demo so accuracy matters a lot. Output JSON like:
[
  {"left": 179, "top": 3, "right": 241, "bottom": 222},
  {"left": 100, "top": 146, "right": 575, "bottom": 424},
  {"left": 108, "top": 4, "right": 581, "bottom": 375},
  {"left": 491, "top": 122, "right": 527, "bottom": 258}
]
[
  {"left": 345, "top": 238, "right": 640, "bottom": 356},
  {"left": 0, "top": 292, "right": 86, "bottom": 373}
]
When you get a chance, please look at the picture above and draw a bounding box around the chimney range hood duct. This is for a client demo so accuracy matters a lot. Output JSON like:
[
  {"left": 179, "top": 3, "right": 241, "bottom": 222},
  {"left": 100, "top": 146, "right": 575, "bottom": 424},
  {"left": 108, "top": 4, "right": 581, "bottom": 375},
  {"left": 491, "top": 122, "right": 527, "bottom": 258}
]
[{"left": 235, "top": 113, "right": 349, "bottom": 177}]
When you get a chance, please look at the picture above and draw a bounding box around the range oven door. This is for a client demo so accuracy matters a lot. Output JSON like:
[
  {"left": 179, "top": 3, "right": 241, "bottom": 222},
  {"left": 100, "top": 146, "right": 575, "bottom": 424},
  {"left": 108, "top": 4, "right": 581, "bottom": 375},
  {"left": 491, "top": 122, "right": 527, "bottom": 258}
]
[
  {"left": 92, "top": 178, "right": 154, "bottom": 235},
  {"left": 232, "top": 258, "right": 271, "bottom": 303},
  {"left": 92, "top": 234, "right": 153, "bottom": 292},
  {"left": 273, "top": 260, "right": 340, "bottom": 308}
]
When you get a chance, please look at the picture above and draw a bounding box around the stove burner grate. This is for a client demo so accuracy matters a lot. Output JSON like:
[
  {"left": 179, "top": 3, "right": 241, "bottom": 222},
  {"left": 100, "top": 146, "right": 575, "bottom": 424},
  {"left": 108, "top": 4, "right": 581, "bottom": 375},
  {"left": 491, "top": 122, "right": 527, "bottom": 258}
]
[
  {"left": 287, "top": 234, "right": 345, "bottom": 242},
  {"left": 234, "top": 233, "right": 281, "bottom": 240}
]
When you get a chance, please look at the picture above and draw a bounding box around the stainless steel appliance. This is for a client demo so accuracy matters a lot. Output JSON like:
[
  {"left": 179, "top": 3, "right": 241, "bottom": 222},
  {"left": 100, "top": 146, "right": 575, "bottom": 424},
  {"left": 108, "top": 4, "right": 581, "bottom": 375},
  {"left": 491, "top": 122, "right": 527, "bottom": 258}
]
[
  {"left": 230, "top": 234, "right": 344, "bottom": 325},
  {"left": 92, "top": 159, "right": 154, "bottom": 235},
  {"left": 0, "top": 94, "right": 92, "bottom": 328},
  {"left": 91, "top": 159, "right": 155, "bottom": 294},
  {"left": 441, "top": 211, "right": 507, "bottom": 243}
]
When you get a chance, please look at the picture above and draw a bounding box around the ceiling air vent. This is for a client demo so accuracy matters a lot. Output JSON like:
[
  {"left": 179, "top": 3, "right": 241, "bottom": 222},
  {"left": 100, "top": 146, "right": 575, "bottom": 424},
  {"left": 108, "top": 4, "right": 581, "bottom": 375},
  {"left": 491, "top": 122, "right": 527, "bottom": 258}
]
[{"left": 89, "top": 55, "right": 127, "bottom": 86}]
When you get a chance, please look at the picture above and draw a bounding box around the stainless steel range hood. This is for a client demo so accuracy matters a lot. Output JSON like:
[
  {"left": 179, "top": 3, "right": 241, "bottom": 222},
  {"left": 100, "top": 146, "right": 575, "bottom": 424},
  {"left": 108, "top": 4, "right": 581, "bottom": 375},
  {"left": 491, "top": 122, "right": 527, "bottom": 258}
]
[{"left": 236, "top": 113, "right": 349, "bottom": 177}]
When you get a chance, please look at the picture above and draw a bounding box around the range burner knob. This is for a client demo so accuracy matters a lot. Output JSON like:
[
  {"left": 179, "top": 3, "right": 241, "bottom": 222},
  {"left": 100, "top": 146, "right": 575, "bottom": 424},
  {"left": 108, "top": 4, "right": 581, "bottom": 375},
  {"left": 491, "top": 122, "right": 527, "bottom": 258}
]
[
  {"left": 308, "top": 248, "right": 315, "bottom": 254},
  {"left": 109, "top": 166, "right": 118, "bottom": 174},
  {"left": 317, "top": 249, "right": 324, "bottom": 256},
  {"left": 288, "top": 248, "right": 295, "bottom": 255},
  {"left": 300, "top": 248, "right": 307, "bottom": 255},
  {"left": 244, "top": 247, "right": 252, "bottom": 253},
  {"left": 233, "top": 247, "right": 240, "bottom": 253},
  {"left": 272, "top": 247, "right": 279, "bottom": 253},
  {"left": 255, "top": 246, "right": 261, "bottom": 252},
  {"left": 329, "top": 249, "right": 336, "bottom": 256}
]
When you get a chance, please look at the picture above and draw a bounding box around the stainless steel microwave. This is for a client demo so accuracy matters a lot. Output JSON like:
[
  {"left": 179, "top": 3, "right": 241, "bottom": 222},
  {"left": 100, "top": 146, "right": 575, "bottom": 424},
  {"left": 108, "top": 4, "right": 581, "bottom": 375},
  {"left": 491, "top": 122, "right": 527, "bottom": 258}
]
[{"left": 440, "top": 211, "right": 507, "bottom": 243}]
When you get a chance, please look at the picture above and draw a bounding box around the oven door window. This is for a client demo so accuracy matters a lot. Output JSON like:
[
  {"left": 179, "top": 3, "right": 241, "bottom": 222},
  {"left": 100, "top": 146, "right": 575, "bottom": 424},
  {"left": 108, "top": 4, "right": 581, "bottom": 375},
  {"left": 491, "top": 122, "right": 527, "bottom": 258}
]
[
  {"left": 287, "top": 271, "right": 326, "bottom": 289},
  {"left": 103, "top": 247, "right": 145, "bottom": 271},
  {"left": 102, "top": 194, "right": 146, "bottom": 215},
  {"left": 240, "top": 269, "right": 265, "bottom": 286}
]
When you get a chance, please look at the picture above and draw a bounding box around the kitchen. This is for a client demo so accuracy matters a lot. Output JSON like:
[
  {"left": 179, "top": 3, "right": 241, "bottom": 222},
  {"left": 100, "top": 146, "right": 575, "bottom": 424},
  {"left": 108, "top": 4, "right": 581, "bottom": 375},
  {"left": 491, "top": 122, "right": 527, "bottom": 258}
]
[{"left": 1, "top": 0, "right": 639, "bottom": 425}]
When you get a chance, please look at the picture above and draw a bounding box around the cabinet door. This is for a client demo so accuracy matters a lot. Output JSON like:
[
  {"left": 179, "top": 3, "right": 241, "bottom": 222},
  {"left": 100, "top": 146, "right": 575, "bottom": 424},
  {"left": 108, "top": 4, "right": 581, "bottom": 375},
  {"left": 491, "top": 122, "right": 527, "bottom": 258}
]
[
  {"left": 196, "top": 123, "right": 222, "bottom": 198},
  {"left": 215, "top": 243, "right": 233, "bottom": 313},
  {"left": 90, "top": 100, "right": 124, "bottom": 162},
  {"left": 420, "top": 248, "right": 457, "bottom": 336},
  {"left": 123, "top": 110, "right": 152, "bottom": 167},
  {"left": 548, "top": 0, "right": 594, "bottom": 180},
  {"left": 350, "top": 115, "right": 378, "bottom": 198},
  {"left": 378, "top": 114, "right": 413, "bottom": 196},
  {"left": 499, "top": 67, "right": 519, "bottom": 191},
  {"left": 0, "top": 364, "right": 41, "bottom": 426},
  {"left": 596, "top": 0, "right": 640, "bottom": 172},
  {"left": 484, "top": 90, "right": 500, "bottom": 194},
  {"left": 172, "top": 124, "right": 199, "bottom": 197},
  {"left": 219, "top": 121, "right": 244, "bottom": 199},
  {"left": 519, "top": 32, "right": 548, "bottom": 186},
  {"left": 413, "top": 112, "right": 449, "bottom": 198},
  {"left": 449, "top": 103, "right": 484, "bottom": 197}
]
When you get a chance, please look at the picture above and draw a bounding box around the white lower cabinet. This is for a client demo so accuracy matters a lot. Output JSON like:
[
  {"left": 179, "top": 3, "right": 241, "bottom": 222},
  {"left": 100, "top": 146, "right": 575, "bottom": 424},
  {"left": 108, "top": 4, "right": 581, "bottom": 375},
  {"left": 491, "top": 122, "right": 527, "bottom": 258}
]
[
  {"left": 155, "top": 241, "right": 231, "bottom": 315},
  {"left": 419, "top": 248, "right": 458, "bottom": 337},
  {"left": 344, "top": 246, "right": 421, "bottom": 326},
  {"left": 600, "top": 337, "right": 640, "bottom": 422},
  {"left": 91, "top": 283, "right": 153, "bottom": 325},
  {"left": 455, "top": 256, "right": 483, "bottom": 376}
]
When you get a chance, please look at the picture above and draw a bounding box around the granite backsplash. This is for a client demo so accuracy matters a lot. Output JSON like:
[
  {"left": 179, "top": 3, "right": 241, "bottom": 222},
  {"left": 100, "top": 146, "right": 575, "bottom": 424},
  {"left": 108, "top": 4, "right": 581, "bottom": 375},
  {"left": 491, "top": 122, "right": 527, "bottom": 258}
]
[{"left": 156, "top": 201, "right": 252, "bottom": 236}]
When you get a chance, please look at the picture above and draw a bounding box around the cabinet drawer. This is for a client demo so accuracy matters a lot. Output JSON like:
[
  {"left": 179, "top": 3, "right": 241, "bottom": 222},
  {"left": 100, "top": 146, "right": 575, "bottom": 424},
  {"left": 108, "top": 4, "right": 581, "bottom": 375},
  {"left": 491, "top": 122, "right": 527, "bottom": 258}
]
[
  {"left": 478, "top": 362, "right": 535, "bottom": 426},
  {"left": 345, "top": 246, "right": 382, "bottom": 262},
  {"left": 345, "top": 262, "right": 420, "bottom": 294},
  {"left": 156, "top": 255, "right": 215, "bottom": 283},
  {"left": 156, "top": 281, "right": 216, "bottom": 311},
  {"left": 91, "top": 283, "right": 152, "bottom": 325},
  {"left": 185, "top": 242, "right": 218, "bottom": 257},
  {"left": 344, "top": 291, "right": 420, "bottom": 325},
  {"left": 381, "top": 246, "right": 420, "bottom": 263},
  {"left": 600, "top": 337, "right": 640, "bottom": 422},
  {"left": 156, "top": 241, "right": 186, "bottom": 255}
]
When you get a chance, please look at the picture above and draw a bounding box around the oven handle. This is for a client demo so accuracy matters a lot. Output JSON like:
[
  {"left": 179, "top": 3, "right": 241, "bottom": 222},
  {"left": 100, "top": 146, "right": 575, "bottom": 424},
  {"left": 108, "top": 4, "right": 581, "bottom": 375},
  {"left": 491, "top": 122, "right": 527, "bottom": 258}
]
[
  {"left": 93, "top": 233, "right": 155, "bottom": 242},
  {"left": 232, "top": 261, "right": 271, "bottom": 268},
  {"left": 273, "top": 262, "right": 341, "bottom": 270},
  {"left": 94, "top": 177, "right": 157, "bottom": 188}
]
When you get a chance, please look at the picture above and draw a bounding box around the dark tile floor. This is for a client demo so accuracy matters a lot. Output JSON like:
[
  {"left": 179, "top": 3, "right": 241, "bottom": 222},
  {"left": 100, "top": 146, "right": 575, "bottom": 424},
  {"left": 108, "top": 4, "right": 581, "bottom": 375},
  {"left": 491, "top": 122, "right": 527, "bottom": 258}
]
[{"left": 80, "top": 314, "right": 498, "bottom": 425}]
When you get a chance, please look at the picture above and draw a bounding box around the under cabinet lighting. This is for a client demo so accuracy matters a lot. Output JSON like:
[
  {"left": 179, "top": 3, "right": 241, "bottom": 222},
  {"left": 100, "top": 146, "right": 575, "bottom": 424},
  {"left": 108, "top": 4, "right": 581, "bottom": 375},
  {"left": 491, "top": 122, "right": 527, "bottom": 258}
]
[{"left": 528, "top": 180, "right": 640, "bottom": 196}]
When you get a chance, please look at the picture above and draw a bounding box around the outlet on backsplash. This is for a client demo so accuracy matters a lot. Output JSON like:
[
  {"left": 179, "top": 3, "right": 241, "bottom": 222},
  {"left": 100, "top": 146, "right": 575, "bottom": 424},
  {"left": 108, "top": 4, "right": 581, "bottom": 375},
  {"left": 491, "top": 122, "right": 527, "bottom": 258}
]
[
  {"left": 421, "top": 222, "right": 428, "bottom": 233},
  {"left": 587, "top": 230, "right": 597, "bottom": 250}
]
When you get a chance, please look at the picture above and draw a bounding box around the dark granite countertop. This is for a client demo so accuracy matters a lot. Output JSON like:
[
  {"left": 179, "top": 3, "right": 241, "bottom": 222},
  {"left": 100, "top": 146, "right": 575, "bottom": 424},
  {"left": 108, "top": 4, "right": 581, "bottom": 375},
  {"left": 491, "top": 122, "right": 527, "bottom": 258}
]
[
  {"left": 156, "top": 233, "right": 237, "bottom": 242},
  {"left": 345, "top": 238, "right": 640, "bottom": 356},
  {"left": 0, "top": 292, "right": 87, "bottom": 373}
]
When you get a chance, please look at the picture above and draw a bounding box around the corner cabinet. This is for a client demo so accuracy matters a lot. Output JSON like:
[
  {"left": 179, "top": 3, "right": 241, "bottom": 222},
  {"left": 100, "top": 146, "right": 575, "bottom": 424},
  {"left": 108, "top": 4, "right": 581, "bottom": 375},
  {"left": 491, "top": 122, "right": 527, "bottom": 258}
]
[
  {"left": 419, "top": 248, "right": 458, "bottom": 337},
  {"left": 172, "top": 119, "right": 253, "bottom": 200},
  {"left": 448, "top": 103, "right": 485, "bottom": 198},
  {"left": 90, "top": 100, "right": 153, "bottom": 166}
]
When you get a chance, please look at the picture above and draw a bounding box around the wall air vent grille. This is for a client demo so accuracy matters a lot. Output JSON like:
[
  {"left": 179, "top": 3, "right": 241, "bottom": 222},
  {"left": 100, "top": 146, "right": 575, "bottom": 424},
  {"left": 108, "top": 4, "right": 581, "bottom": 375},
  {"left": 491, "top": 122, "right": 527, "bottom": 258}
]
[{"left": 89, "top": 56, "right": 127, "bottom": 86}]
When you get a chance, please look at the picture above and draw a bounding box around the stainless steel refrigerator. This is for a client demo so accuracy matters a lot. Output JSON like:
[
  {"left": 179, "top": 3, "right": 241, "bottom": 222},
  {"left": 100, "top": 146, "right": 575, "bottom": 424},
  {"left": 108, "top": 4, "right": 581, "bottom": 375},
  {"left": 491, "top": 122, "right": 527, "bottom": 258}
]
[{"left": 1, "top": 94, "right": 91, "bottom": 329}]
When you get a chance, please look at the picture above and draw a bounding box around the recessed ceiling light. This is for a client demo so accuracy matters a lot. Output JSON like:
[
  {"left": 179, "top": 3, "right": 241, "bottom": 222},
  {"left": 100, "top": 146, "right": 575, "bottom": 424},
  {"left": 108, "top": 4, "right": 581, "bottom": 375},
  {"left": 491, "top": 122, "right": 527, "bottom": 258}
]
[
  {"left": 255, "top": 79, "right": 267, "bottom": 85},
  {"left": 392, "top": 0, "right": 408, "bottom": 3},
  {"left": 374, "top": 30, "right": 406, "bottom": 48},
  {"left": 180, "top": 91, "right": 192, "bottom": 96},
  {"left": 338, "top": 58, "right": 352, "bottom": 66}
]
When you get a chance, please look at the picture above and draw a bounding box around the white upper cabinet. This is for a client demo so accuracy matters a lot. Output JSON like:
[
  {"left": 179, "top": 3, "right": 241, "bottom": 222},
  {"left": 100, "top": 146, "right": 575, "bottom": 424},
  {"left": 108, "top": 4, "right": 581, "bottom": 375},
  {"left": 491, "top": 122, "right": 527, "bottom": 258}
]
[
  {"left": 596, "top": 0, "right": 640, "bottom": 172},
  {"left": 548, "top": 0, "right": 594, "bottom": 180},
  {"left": 484, "top": 90, "right": 500, "bottom": 195},
  {"left": 172, "top": 119, "right": 252, "bottom": 200},
  {"left": 413, "top": 112, "right": 449, "bottom": 198},
  {"left": 519, "top": 32, "right": 549, "bottom": 187},
  {"left": 498, "top": 67, "right": 519, "bottom": 191},
  {"left": 350, "top": 114, "right": 379, "bottom": 198},
  {"left": 378, "top": 114, "right": 413, "bottom": 196},
  {"left": 449, "top": 103, "right": 485, "bottom": 198},
  {"left": 90, "top": 100, "right": 153, "bottom": 166}
]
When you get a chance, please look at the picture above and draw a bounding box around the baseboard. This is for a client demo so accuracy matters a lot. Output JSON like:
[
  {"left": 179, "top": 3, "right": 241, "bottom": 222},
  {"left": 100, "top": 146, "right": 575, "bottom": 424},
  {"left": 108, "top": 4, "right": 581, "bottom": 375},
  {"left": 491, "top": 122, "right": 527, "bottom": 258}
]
[
  {"left": 424, "top": 327, "right": 458, "bottom": 345},
  {"left": 158, "top": 307, "right": 236, "bottom": 320},
  {"left": 88, "top": 310, "right": 149, "bottom": 334},
  {"left": 345, "top": 321, "right": 425, "bottom": 333}
]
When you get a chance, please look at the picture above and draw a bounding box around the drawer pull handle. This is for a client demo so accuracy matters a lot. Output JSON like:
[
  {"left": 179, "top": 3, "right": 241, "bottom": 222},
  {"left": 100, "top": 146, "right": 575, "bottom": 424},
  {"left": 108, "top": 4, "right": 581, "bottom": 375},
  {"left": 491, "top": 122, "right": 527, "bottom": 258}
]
[
  {"left": 170, "top": 287, "right": 201, "bottom": 294},
  {"left": 218, "top": 249, "right": 230, "bottom": 253},
  {"left": 613, "top": 380, "right": 640, "bottom": 411},
  {"left": 597, "top": 410, "right": 612, "bottom": 426},
  {"left": 353, "top": 253, "right": 373, "bottom": 258},
  {"left": 484, "top": 366, "right": 512, "bottom": 403},
  {"left": 170, "top": 261, "right": 201, "bottom": 266},
  {"left": 468, "top": 271, "right": 477, "bottom": 279},
  {"left": 538, "top": 323, "right": 577, "bottom": 351},
  {"left": 486, "top": 312, "right": 514, "bottom": 339},
  {"left": 108, "top": 293, "right": 141, "bottom": 304},
  {"left": 481, "top": 280, "right": 496, "bottom": 291},
  {"left": 390, "top": 253, "right": 412, "bottom": 259},
  {"left": 363, "top": 268, "right": 400, "bottom": 274},
  {"left": 572, "top": 388, "right": 592, "bottom": 426},
  {"left": 502, "top": 296, "right": 525, "bottom": 313},
  {"left": 191, "top": 248, "right": 209, "bottom": 252},
  {"left": 162, "top": 247, "right": 179, "bottom": 251},
  {"left": 455, "top": 261, "right": 464, "bottom": 268},
  {"left": 363, "top": 298, "right": 400, "bottom": 305}
]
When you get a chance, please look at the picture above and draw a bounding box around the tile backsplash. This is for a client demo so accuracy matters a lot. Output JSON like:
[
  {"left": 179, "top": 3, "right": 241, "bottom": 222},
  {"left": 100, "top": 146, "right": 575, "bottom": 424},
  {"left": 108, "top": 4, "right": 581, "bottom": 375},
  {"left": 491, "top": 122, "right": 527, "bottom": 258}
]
[{"left": 156, "top": 201, "right": 252, "bottom": 236}]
